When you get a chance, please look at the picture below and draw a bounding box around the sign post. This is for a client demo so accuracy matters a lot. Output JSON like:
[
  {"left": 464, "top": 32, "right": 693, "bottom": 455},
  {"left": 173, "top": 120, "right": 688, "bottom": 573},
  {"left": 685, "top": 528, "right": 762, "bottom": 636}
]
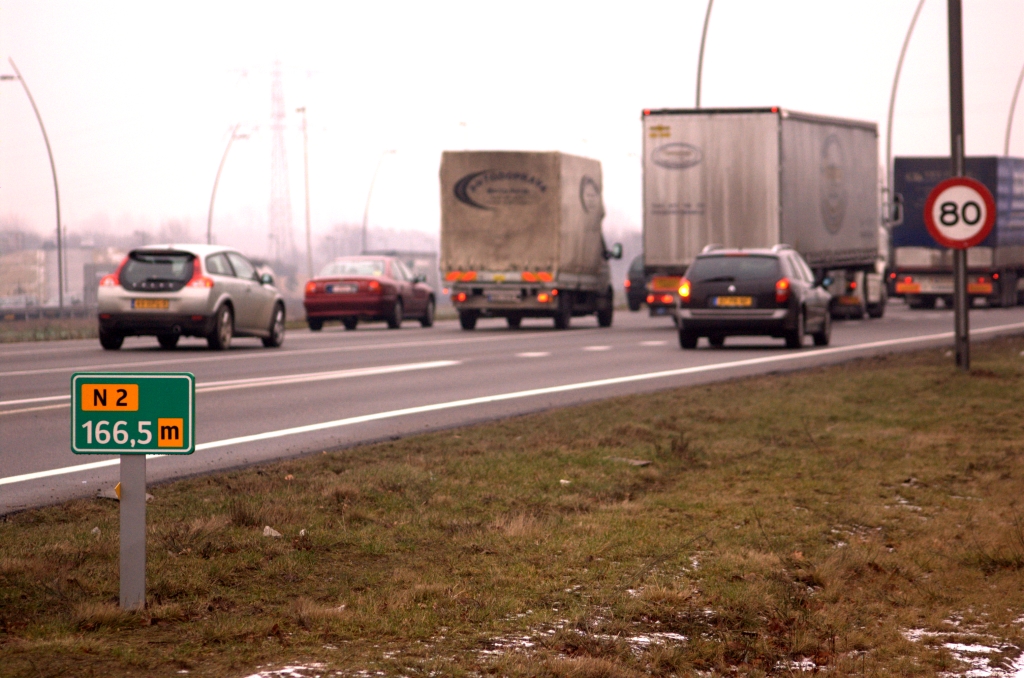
[
  {"left": 71, "top": 372, "right": 195, "bottom": 609},
  {"left": 946, "top": 0, "right": 969, "bottom": 370}
]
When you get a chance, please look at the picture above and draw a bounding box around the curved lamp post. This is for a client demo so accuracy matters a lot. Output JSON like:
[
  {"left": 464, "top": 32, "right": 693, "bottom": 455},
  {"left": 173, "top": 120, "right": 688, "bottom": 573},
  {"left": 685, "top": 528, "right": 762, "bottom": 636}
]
[
  {"left": 695, "top": 0, "right": 714, "bottom": 108},
  {"left": 1004, "top": 61, "right": 1024, "bottom": 156},
  {"left": 4, "top": 58, "right": 64, "bottom": 309},
  {"left": 886, "top": 0, "right": 927, "bottom": 212},
  {"left": 361, "top": 149, "right": 396, "bottom": 254},
  {"left": 297, "top": 107, "right": 313, "bottom": 277},
  {"left": 206, "top": 124, "right": 250, "bottom": 245}
]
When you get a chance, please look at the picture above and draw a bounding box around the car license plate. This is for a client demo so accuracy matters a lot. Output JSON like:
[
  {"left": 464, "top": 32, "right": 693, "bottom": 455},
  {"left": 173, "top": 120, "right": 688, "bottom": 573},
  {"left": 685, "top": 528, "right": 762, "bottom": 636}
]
[
  {"left": 132, "top": 298, "right": 169, "bottom": 310},
  {"left": 488, "top": 291, "right": 520, "bottom": 303},
  {"left": 327, "top": 284, "right": 357, "bottom": 294},
  {"left": 712, "top": 296, "right": 752, "bottom": 308}
]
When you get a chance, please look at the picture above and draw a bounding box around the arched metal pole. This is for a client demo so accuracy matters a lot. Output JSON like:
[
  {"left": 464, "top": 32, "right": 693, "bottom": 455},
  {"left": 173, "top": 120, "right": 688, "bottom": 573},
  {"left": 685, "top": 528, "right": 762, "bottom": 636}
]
[
  {"left": 695, "top": 0, "right": 714, "bottom": 108},
  {"left": 297, "top": 107, "right": 313, "bottom": 278},
  {"left": 8, "top": 58, "right": 63, "bottom": 309},
  {"left": 886, "top": 0, "right": 926, "bottom": 202},
  {"left": 206, "top": 124, "right": 243, "bottom": 245},
  {"left": 1004, "top": 61, "right": 1024, "bottom": 156},
  {"left": 361, "top": 150, "right": 395, "bottom": 254}
]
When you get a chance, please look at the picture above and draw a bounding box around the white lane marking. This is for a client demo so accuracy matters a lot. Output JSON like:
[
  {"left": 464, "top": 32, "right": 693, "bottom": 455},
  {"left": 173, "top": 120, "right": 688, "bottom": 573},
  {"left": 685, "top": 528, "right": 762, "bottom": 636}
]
[
  {"left": 583, "top": 345, "right": 611, "bottom": 351},
  {"left": 0, "top": 360, "right": 459, "bottom": 413},
  {"left": 0, "top": 331, "right": 595, "bottom": 378},
  {"left": 6, "top": 322, "right": 1024, "bottom": 488},
  {"left": 641, "top": 340, "right": 667, "bottom": 346},
  {"left": 516, "top": 352, "right": 551, "bottom": 358}
]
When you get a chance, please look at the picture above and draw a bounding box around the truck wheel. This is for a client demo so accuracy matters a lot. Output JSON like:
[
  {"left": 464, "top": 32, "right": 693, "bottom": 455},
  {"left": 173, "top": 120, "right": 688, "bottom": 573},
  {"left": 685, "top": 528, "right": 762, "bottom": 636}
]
[
  {"left": 867, "top": 289, "right": 887, "bottom": 318},
  {"left": 596, "top": 286, "right": 613, "bottom": 327},
  {"left": 679, "top": 329, "right": 698, "bottom": 349},
  {"left": 459, "top": 310, "right": 478, "bottom": 330},
  {"left": 628, "top": 299, "right": 641, "bottom": 312},
  {"left": 308, "top": 318, "right": 324, "bottom": 331},
  {"left": 99, "top": 329, "right": 124, "bottom": 351},
  {"left": 386, "top": 299, "right": 403, "bottom": 329},
  {"left": 506, "top": 315, "right": 522, "bottom": 329},
  {"left": 785, "top": 310, "right": 805, "bottom": 349},
  {"left": 207, "top": 305, "right": 233, "bottom": 350},
  {"left": 812, "top": 310, "right": 831, "bottom": 346},
  {"left": 554, "top": 293, "right": 572, "bottom": 330}
]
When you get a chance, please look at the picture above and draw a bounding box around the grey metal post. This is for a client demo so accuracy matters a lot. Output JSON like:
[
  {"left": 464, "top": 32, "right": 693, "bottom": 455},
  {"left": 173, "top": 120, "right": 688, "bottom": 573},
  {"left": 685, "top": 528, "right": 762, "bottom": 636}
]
[
  {"left": 119, "top": 455, "right": 147, "bottom": 609},
  {"left": 695, "top": 0, "right": 714, "bottom": 108},
  {"left": 8, "top": 58, "right": 63, "bottom": 310},
  {"left": 886, "top": 0, "right": 926, "bottom": 221},
  {"left": 207, "top": 124, "right": 241, "bottom": 245},
  {"left": 1005, "top": 61, "right": 1024, "bottom": 156},
  {"left": 298, "top": 107, "right": 313, "bottom": 278},
  {"left": 947, "top": 0, "right": 969, "bottom": 371},
  {"left": 361, "top": 150, "right": 395, "bottom": 254}
]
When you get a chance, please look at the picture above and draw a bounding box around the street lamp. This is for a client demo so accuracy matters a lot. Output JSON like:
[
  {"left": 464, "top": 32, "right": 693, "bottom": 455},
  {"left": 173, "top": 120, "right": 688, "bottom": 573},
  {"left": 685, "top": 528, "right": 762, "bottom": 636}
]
[
  {"left": 695, "top": 0, "right": 714, "bottom": 108},
  {"left": 885, "top": 0, "right": 927, "bottom": 215},
  {"left": 361, "top": 149, "right": 396, "bottom": 254},
  {"left": 1004, "top": 61, "right": 1024, "bottom": 156},
  {"left": 297, "top": 107, "right": 312, "bottom": 278},
  {"left": 3, "top": 58, "right": 64, "bottom": 309},
  {"left": 206, "top": 124, "right": 251, "bottom": 245}
]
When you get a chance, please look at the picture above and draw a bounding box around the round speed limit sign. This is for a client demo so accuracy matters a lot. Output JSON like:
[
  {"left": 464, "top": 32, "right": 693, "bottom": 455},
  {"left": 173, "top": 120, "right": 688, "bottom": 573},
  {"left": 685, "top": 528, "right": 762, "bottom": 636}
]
[{"left": 923, "top": 176, "right": 996, "bottom": 249}]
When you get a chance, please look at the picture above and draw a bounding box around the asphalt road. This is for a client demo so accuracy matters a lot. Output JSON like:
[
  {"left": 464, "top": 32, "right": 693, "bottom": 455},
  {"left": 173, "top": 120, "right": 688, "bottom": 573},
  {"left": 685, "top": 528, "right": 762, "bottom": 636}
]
[{"left": 3, "top": 301, "right": 1024, "bottom": 514}]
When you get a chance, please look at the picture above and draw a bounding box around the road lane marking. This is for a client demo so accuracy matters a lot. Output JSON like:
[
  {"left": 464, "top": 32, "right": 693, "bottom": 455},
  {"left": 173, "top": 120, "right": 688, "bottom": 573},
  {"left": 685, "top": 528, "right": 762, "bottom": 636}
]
[
  {"left": 0, "top": 331, "right": 598, "bottom": 378},
  {"left": 583, "top": 345, "right": 611, "bottom": 351},
  {"left": 641, "top": 340, "right": 667, "bottom": 346},
  {"left": 6, "top": 321, "right": 1024, "bottom": 488},
  {"left": 516, "top": 352, "right": 551, "bottom": 358},
  {"left": 0, "top": 360, "right": 459, "bottom": 415}
]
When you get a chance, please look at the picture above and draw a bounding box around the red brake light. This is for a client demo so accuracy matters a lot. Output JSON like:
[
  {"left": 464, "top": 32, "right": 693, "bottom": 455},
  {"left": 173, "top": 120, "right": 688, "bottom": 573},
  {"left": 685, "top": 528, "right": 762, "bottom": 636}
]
[
  {"left": 775, "top": 277, "right": 791, "bottom": 304},
  {"left": 368, "top": 280, "right": 382, "bottom": 292},
  {"left": 903, "top": 276, "right": 913, "bottom": 284},
  {"left": 889, "top": 272, "right": 897, "bottom": 279},
  {"left": 624, "top": 279, "right": 631, "bottom": 288},
  {"left": 186, "top": 257, "right": 214, "bottom": 288},
  {"left": 771, "top": 106, "right": 779, "bottom": 113},
  {"left": 453, "top": 291, "right": 467, "bottom": 303},
  {"left": 305, "top": 281, "right": 317, "bottom": 294},
  {"left": 848, "top": 280, "right": 858, "bottom": 291},
  {"left": 643, "top": 109, "right": 651, "bottom": 116},
  {"left": 660, "top": 294, "right": 673, "bottom": 304},
  {"left": 646, "top": 294, "right": 655, "bottom": 304},
  {"left": 993, "top": 272, "right": 1000, "bottom": 280},
  {"left": 100, "top": 274, "right": 118, "bottom": 287},
  {"left": 678, "top": 278, "right": 691, "bottom": 301}
]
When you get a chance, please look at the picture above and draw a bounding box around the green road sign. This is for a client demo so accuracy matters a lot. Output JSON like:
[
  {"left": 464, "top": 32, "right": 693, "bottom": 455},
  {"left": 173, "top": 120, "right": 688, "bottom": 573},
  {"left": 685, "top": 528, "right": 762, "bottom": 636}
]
[{"left": 71, "top": 372, "right": 195, "bottom": 455}]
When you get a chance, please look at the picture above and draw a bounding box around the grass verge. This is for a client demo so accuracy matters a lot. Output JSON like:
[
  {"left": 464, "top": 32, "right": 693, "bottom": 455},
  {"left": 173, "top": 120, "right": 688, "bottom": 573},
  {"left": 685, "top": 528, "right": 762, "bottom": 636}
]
[
  {"left": 0, "top": 316, "right": 99, "bottom": 343},
  {"left": 3, "top": 338, "right": 1024, "bottom": 676}
]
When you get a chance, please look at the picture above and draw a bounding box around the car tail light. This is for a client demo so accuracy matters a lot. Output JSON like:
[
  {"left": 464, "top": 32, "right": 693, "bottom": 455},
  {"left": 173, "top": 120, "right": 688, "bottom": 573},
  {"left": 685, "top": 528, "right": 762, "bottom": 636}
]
[
  {"left": 775, "top": 277, "right": 791, "bottom": 304},
  {"left": 646, "top": 294, "right": 655, "bottom": 304},
  {"left": 368, "top": 280, "right": 381, "bottom": 293},
  {"left": 99, "top": 274, "right": 118, "bottom": 287},
  {"left": 537, "top": 292, "right": 551, "bottom": 303},
  {"left": 305, "top": 281, "right": 317, "bottom": 294},
  {"left": 624, "top": 279, "right": 631, "bottom": 288},
  {"left": 678, "top": 278, "right": 691, "bottom": 302},
  {"left": 453, "top": 291, "right": 467, "bottom": 302},
  {"left": 186, "top": 258, "right": 213, "bottom": 288}
]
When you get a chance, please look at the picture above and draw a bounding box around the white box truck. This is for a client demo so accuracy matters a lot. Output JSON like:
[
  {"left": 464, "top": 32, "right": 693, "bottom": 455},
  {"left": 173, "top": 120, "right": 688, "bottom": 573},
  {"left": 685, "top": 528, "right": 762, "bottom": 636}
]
[
  {"left": 642, "top": 107, "right": 887, "bottom": 319},
  {"left": 440, "top": 151, "right": 621, "bottom": 330}
]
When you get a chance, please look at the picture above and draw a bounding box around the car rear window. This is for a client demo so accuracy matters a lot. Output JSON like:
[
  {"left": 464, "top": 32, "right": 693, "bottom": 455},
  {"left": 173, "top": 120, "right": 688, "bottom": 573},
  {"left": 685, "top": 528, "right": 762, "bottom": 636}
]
[
  {"left": 120, "top": 251, "right": 194, "bottom": 290},
  {"left": 688, "top": 255, "right": 780, "bottom": 282},
  {"left": 319, "top": 259, "right": 386, "bottom": 277}
]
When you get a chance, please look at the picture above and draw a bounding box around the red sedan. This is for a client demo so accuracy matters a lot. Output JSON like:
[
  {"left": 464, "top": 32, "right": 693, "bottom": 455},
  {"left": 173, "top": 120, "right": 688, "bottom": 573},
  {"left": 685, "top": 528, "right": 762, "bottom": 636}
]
[{"left": 303, "top": 256, "right": 435, "bottom": 331}]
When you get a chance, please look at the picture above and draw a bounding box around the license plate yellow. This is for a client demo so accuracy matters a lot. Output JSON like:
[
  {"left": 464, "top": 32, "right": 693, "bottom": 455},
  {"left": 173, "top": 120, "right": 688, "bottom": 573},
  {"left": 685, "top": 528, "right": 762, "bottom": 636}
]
[
  {"left": 133, "top": 298, "right": 169, "bottom": 310},
  {"left": 713, "top": 296, "right": 752, "bottom": 307}
]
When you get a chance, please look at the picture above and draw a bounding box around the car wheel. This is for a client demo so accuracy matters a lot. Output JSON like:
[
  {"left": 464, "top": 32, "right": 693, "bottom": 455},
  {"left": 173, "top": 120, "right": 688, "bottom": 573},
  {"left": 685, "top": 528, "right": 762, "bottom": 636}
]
[
  {"left": 342, "top": 317, "right": 358, "bottom": 331},
  {"left": 262, "top": 304, "right": 285, "bottom": 348},
  {"left": 157, "top": 334, "right": 179, "bottom": 350},
  {"left": 420, "top": 298, "right": 435, "bottom": 328},
  {"left": 679, "top": 329, "right": 698, "bottom": 349},
  {"left": 99, "top": 330, "right": 123, "bottom": 351},
  {"left": 208, "top": 305, "right": 233, "bottom": 350},
  {"left": 459, "top": 310, "right": 478, "bottom": 330},
  {"left": 506, "top": 315, "right": 522, "bottom": 329},
  {"left": 308, "top": 318, "right": 324, "bottom": 331},
  {"left": 628, "top": 299, "right": 641, "bottom": 312},
  {"left": 553, "top": 293, "right": 571, "bottom": 330},
  {"left": 386, "top": 299, "right": 403, "bottom": 329},
  {"left": 708, "top": 334, "right": 725, "bottom": 348},
  {"left": 785, "top": 310, "right": 805, "bottom": 349},
  {"left": 812, "top": 309, "right": 831, "bottom": 346}
]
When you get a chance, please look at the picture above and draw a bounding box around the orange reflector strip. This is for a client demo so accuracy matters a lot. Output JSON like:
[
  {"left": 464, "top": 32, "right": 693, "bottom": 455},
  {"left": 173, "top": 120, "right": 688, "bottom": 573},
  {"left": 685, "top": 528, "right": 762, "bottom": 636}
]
[
  {"left": 537, "top": 272, "right": 553, "bottom": 282},
  {"left": 445, "top": 271, "right": 461, "bottom": 282},
  {"left": 967, "top": 283, "right": 993, "bottom": 295},
  {"left": 895, "top": 282, "right": 921, "bottom": 294},
  {"left": 521, "top": 271, "right": 538, "bottom": 282},
  {"left": 651, "top": 276, "right": 680, "bottom": 290},
  {"left": 461, "top": 271, "right": 477, "bottom": 282}
]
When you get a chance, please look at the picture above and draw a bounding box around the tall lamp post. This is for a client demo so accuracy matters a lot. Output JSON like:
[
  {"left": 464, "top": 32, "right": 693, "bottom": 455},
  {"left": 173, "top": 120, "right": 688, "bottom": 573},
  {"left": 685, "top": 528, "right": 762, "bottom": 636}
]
[
  {"left": 3, "top": 58, "right": 64, "bottom": 309},
  {"left": 1004, "top": 61, "right": 1024, "bottom": 156},
  {"left": 695, "top": 0, "right": 714, "bottom": 108},
  {"left": 206, "top": 124, "right": 250, "bottom": 245},
  {"left": 361, "top": 149, "right": 395, "bottom": 254},
  {"left": 886, "top": 0, "right": 927, "bottom": 213},
  {"left": 297, "top": 107, "right": 313, "bottom": 278}
]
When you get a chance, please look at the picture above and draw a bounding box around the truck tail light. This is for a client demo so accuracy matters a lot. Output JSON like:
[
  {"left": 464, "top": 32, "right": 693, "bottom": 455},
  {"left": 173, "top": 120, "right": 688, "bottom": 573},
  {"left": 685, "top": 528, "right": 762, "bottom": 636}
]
[
  {"left": 453, "top": 291, "right": 467, "bottom": 302},
  {"left": 537, "top": 292, "right": 551, "bottom": 303},
  {"left": 847, "top": 280, "right": 858, "bottom": 292},
  {"left": 623, "top": 279, "right": 631, "bottom": 288},
  {"left": 646, "top": 294, "right": 655, "bottom": 304},
  {"left": 775, "top": 277, "right": 791, "bottom": 304},
  {"left": 660, "top": 294, "right": 674, "bottom": 304},
  {"left": 889, "top": 272, "right": 897, "bottom": 279},
  {"left": 678, "top": 278, "right": 691, "bottom": 302},
  {"left": 993, "top": 272, "right": 1000, "bottom": 280}
]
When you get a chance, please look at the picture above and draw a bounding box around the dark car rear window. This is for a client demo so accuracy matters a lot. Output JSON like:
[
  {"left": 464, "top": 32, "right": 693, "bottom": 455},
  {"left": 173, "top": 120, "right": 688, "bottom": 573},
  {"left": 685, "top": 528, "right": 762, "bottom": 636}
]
[
  {"left": 121, "top": 251, "right": 194, "bottom": 290},
  {"left": 688, "top": 255, "right": 780, "bottom": 282}
]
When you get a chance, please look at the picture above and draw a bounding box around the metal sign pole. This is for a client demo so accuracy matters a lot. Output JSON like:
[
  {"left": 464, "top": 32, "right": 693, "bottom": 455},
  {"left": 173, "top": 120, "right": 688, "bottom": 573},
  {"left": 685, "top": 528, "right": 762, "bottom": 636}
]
[
  {"left": 119, "top": 454, "right": 146, "bottom": 609},
  {"left": 947, "top": 0, "right": 969, "bottom": 371}
]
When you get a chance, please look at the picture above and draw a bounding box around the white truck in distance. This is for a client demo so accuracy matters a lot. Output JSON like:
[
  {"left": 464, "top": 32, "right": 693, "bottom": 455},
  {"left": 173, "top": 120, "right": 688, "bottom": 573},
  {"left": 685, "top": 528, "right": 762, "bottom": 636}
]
[
  {"left": 642, "top": 107, "right": 887, "bottom": 320},
  {"left": 440, "top": 151, "right": 622, "bottom": 330}
]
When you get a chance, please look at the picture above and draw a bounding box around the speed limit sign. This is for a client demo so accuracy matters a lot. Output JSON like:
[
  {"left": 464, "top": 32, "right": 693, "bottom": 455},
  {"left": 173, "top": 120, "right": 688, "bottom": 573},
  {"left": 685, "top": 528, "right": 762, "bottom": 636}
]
[{"left": 923, "top": 176, "right": 996, "bottom": 249}]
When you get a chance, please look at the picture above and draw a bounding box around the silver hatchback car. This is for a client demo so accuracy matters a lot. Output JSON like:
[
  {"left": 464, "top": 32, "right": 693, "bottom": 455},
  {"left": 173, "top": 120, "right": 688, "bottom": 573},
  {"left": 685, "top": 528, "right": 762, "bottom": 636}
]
[{"left": 97, "top": 244, "right": 285, "bottom": 351}]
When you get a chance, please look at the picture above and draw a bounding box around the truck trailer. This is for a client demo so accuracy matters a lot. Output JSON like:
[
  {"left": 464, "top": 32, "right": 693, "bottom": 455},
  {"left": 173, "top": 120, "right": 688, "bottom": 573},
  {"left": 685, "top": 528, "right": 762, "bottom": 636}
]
[
  {"left": 440, "top": 151, "right": 621, "bottom": 330},
  {"left": 642, "top": 107, "right": 886, "bottom": 319},
  {"left": 891, "top": 156, "right": 1024, "bottom": 308}
]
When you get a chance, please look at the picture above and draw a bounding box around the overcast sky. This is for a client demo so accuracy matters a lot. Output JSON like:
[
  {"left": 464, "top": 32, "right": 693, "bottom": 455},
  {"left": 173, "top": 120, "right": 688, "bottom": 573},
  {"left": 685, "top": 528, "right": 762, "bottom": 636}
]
[{"left": 2, "top": 1, "right": 1023, "bottom": 257}]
